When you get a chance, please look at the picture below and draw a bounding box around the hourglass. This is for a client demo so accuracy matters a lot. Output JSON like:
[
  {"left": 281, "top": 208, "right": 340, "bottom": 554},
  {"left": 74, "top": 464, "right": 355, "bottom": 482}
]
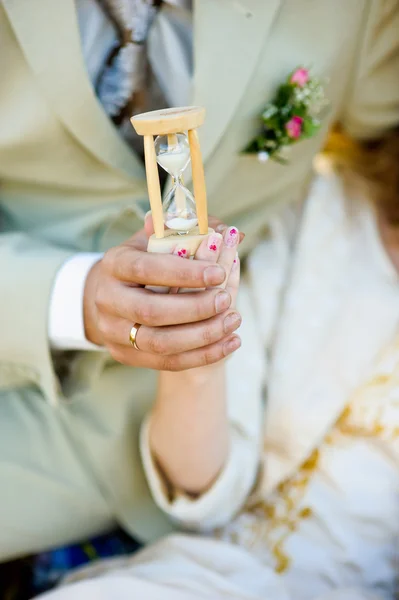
[{"left": 131, "top": 106, "right": 213, "bottom": 255}]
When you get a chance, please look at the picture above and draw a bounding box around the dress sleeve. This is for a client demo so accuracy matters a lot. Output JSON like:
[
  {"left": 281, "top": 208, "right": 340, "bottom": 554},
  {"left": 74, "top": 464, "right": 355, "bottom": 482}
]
[
  {"left": 341, "top": 0, "right": 399, "bottom": 138},
  {"left": 140, "top": 202, "right": 303, "bottom": 530}
]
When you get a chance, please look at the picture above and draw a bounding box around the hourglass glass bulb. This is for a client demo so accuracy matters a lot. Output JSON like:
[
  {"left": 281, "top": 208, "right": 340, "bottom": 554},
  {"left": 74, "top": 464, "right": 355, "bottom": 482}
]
[
  {"left": 154, "top": 133, "right": 190, "bottom": 177},
  {"left": 163, "top": 180, "right": 198, "bottom": 233}
]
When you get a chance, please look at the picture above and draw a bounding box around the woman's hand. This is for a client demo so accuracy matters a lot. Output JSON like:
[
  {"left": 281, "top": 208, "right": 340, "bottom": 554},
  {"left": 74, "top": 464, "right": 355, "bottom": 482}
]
[
  {"left": 149, "top": 226, "right": 241, "bottom": 494},
  {"left": 172, "top": 224, "right": 241, "bottom": 367},
  {"left": 83, "top": 223, "right": 241, "bottom": 371}
]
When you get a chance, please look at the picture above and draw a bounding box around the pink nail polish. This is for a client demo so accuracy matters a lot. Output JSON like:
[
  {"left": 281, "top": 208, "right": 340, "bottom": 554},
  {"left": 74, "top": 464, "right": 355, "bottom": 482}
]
[
  {"left": 208, "top": 234, "right": 221, "bottom": 252},
  {"left": 173, "top": 247, "right": 188, "bottom": 258},
  {"left": 225, "top": 226, "right": 239, "bottom": 248}
]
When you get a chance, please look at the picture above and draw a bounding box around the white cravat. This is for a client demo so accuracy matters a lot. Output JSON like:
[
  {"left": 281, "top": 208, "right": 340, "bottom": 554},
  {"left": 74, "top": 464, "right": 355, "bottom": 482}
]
[{"left": 49, "top": 0, "right": 192, "bottom": 350}]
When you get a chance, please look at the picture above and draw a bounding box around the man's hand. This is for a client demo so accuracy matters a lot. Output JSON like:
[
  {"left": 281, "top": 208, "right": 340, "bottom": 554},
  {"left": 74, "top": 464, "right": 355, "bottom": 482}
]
[{"left": 83, "top": 224, "right": 242, "bottom": 371}]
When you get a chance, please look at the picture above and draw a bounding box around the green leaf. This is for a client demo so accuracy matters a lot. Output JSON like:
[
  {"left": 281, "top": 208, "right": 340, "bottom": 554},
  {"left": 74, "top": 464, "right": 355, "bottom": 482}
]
[
  {"left": 263, "top": 116, "right": 281, "bottom": 132},
  {"left": 242, "top": 139, "right": 259, "bottom": 153},
  {"left": 275, "top": 83, "right": 295, "bottom": 107},
  {"left": 292, "top": 105, "right": 307, "bottom": 119},
  {"left": 302, "top": 118, "right": 321, "bottom": 138}
]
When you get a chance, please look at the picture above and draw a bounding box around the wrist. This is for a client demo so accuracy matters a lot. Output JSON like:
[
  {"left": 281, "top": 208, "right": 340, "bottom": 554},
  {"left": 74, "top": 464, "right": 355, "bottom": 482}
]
[
  {"left": 83, "top": 259, "right": 103, "bottom": 346},
  {"left": 157, "top": 363, "right": 226, "bottom": 411},
  {"left": 163, "top": 362, "right": 224, "bottom": 386}
]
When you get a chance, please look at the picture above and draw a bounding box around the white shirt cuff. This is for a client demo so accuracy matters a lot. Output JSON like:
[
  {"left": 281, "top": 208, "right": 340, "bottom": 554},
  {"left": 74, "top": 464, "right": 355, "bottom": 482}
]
[
  {"left": 140, "top": 416, "right": 259, "bottom": 531},
  {"left": 49, "top": 253, "right": 104, "bottom": 351}
]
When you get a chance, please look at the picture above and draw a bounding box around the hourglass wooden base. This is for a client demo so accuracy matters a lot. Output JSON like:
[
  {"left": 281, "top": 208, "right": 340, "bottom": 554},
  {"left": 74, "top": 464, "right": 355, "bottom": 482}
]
[
  {"left": 148, "top": 226, "right": 215, "bottom": 255},
  {"left": 131, "top": 106, "right": 210, "bottom": 255}
]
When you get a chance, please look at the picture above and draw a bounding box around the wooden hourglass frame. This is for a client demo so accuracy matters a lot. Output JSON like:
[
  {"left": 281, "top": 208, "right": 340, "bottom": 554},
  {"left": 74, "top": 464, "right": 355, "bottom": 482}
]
[{"left": 131, "top": 106, "right": 213, "bottom": 255}]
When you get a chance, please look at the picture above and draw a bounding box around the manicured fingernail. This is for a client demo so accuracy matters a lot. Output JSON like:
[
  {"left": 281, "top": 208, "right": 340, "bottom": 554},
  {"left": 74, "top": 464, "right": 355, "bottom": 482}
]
[
  {"left": 223, "top": 311, "right": 242, "bottom": 333},
  {"left": 145, "top": 210, "right": 152, "bottom": 219},
  {"left": 203, "top": 265, "right": 226, "bottom": 286},
  {"left": 173, "top": 247, "right": 188, "bottom": 258},
  {"left": 208, "top": 234, "right": 222, "bottom": 253},
  {"left": 224, "top": 226, "right": 239, "bottom": 248},
  {"left": 215, "top": 291, "right": 231, "bottom": 313},
  {"left": 223, "top": 335, "right": 241, "bottom": 355}
]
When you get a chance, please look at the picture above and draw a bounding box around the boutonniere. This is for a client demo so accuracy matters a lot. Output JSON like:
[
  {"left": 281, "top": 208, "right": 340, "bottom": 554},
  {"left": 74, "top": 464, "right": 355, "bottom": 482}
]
[{"left": 245, "top": 67, "right": 328, "bottom": 164}]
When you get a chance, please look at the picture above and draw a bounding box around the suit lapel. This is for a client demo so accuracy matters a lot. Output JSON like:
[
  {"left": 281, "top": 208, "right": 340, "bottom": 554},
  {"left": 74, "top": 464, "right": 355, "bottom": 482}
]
[
  {"left": 3, "top": 0, "right": 143, "bottom": 181},
  {"left": 192, "top": 0, "right": 282, "bottom": 163},
  {"left": 3, "top": 0, "right": 282, "bottom": 181}
]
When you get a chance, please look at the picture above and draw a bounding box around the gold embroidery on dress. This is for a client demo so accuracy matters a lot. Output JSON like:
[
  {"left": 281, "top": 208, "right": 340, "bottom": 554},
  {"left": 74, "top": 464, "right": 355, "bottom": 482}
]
[{"left": 216, "top": 362, "right": 399, "bottom": 574}]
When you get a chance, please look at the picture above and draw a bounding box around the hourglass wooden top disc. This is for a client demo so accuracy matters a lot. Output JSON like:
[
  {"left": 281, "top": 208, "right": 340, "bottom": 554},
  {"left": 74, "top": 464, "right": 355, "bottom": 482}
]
[{"left": 131, "top": 106, "right": 205, "bottom": 136}]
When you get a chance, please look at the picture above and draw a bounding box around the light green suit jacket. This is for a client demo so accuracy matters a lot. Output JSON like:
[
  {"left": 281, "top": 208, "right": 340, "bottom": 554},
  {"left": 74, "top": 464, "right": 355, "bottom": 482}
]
[{"left": 0, "top": 0, "right": 398, "bottom": 560}]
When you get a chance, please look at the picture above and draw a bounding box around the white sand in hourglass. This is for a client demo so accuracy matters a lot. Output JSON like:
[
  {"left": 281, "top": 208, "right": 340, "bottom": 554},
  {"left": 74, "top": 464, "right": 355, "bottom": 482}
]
[
  {"left": 156, "top": 149, "right": 190, "bottom": 176},
  {"left": 163, "top": 184, "right": 198, "bottom": 232},
  {"left": 155, "top": 133, "right": 198, "bottom": 234}
]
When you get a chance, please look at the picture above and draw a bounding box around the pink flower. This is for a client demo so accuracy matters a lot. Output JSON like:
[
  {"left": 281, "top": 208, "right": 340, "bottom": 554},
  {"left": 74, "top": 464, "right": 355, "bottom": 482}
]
[
  {"left": 285, "top": 116, "right": 304, "bottom": 139},
  {"left": 290, "top": 68, "right": 309, "bottom": 87}
]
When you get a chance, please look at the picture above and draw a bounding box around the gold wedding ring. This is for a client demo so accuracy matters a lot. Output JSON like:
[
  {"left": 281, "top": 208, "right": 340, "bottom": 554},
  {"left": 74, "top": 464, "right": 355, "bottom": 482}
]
[{"left": 129, "top": 323, "right": 142, "bottom": 350}]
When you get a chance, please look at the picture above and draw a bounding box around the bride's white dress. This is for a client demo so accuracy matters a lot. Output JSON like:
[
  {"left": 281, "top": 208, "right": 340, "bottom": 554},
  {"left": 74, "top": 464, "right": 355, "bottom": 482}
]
[{"left": 37, "top": 174, "right": 399, "bottom": 600}]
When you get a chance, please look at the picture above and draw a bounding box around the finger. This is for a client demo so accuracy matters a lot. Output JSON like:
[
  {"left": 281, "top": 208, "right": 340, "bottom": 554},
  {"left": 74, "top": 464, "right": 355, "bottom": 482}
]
[
  {"left": 218, "top": 226, "right": 240, "bottom": 289},
  {"left": 99, "top": 309, "right": 242, "bottom": 354},
  {"left": 225, "top": 254, "right": 240, "bottom": 308},
  {"left": 104, "top": 245, "right": 226, "bottom": 288},
  {"left": 123, "top": 229, "right": 149, "bottom": 253},
  {"left": 172, "top": 244, "right": 190, "bottom": 259},
  {"left": 215, "top": 223, "right": 245, "bottom": 244},
  {"left": 169, "top": 243, "right": 191, "bottom": 294},
  {"left": 98, "top": 285, "right": 232, "bottom": 327},
  {"left": 160, "top": 334, "right": 242, "bottom": 370},
  {"left": 141, "top": 311, "right": 242, "bottom": 354},
  {"left": 173, "top": 232, "right": 224, "bottom": 295},
  {"left": 194, "top": 232, "right": 223, "bottom": 263},
  {"left": 108, "top": 334, "right": 241, "bottom": 371}
]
